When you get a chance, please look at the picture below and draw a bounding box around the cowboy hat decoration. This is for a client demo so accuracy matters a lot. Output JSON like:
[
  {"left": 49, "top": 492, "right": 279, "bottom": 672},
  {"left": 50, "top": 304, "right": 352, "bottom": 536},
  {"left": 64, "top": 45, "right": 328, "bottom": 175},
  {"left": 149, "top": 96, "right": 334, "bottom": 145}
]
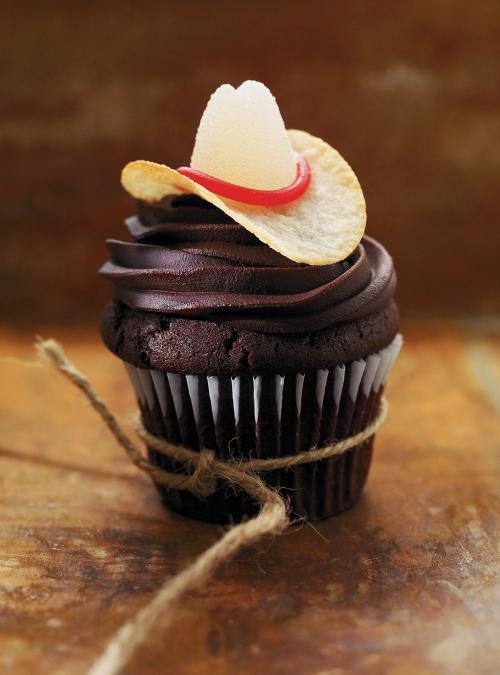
[{"left": 121, "top": 80, "right": 366, "bottom": 266}]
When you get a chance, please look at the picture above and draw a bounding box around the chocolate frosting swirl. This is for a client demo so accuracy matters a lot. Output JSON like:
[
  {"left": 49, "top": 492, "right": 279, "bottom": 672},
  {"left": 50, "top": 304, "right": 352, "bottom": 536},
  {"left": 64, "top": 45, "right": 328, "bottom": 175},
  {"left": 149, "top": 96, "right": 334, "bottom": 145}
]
[{"left": 100, "top": 196, "right": 396, "bottom": 335}]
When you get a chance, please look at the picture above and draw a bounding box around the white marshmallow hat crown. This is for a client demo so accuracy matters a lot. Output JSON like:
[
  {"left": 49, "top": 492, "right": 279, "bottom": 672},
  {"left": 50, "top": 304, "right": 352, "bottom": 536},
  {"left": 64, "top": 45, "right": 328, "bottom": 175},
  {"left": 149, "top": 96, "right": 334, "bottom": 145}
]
[{"left": 121, "top": 80, "right": 366, "bottom": 265}]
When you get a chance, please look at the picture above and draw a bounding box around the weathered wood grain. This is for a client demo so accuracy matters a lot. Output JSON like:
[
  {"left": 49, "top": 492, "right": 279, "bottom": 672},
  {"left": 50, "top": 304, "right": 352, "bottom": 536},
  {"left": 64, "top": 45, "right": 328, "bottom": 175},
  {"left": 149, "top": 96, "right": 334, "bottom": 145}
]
[{"left": 0, "top": 319, "right": 499, "bottom": 674}]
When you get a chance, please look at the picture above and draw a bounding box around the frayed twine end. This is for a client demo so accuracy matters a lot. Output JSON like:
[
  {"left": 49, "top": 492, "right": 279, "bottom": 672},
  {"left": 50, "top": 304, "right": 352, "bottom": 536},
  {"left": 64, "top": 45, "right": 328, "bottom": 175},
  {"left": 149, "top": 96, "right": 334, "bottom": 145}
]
[{"left": 35, "top": 336, "right": 69, "bottom": 371}]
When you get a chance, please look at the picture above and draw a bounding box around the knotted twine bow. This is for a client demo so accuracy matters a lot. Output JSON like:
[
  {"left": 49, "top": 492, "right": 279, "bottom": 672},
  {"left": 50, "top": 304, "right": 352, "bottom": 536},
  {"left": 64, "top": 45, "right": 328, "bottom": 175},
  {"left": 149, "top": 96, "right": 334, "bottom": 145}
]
[{"left": 35, "top": 338, "right": 388, "bottom": 675}]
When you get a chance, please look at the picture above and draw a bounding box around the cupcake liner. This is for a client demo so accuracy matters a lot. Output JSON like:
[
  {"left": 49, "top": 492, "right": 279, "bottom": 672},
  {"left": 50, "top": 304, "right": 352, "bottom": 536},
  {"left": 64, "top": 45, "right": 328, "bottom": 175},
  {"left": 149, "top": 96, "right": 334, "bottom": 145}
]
[{"left": 125, "top": 334, "right": 403, "bottom": 523}]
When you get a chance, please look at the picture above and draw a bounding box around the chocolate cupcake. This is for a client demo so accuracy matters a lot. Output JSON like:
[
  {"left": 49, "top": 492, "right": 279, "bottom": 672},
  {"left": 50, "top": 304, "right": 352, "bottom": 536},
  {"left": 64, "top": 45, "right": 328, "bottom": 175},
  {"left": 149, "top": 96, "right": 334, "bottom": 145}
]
[{"left": 100, "top": 81, "right": 402, "bottom": 523}]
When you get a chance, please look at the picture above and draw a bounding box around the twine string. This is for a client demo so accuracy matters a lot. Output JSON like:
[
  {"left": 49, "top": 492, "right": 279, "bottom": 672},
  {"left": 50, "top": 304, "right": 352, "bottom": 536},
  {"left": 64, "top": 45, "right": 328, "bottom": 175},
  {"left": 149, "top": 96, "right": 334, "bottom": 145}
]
[{"left": 35, "top": 337, "right": 388, "bottom": 675}]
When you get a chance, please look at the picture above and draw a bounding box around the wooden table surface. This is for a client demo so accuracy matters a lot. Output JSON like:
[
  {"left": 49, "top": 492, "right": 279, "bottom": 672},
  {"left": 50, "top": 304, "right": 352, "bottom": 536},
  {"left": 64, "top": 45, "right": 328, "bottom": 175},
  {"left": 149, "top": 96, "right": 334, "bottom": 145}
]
[{"left": 1, "top": 319, "right": 499, "bottom": 675}]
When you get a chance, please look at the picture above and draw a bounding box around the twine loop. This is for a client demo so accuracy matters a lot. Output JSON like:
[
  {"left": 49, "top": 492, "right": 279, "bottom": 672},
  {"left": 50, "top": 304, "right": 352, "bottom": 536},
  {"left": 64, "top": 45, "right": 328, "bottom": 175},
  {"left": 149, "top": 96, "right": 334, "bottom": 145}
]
[
  {"left": 131, "top": 399, "right": 388, "bottom": 498},
  {"left": 185, "top": 448, "right": 218, "bottom": 497},
  {"left": 34, "top": 337, "right": 389, "bottom": 675}
]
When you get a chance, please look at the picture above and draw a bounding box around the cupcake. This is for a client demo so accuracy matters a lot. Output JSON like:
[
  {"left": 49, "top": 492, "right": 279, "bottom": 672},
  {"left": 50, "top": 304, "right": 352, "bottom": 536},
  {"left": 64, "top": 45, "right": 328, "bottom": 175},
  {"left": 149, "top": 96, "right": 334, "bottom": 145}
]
[{"left": 100, "top": 81, "right": 401, "bottom": 524}]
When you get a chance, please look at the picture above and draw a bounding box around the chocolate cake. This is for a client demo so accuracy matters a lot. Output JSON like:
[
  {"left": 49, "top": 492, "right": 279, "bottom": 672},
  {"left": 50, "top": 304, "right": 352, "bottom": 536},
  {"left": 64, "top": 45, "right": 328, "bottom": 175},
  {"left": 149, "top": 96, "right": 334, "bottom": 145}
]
[
  {"left": 100, "top": 80, "right": 402, "bottom": 523},
  {"left": 100, "top": 197, "right": 400, "bottom": 523}
]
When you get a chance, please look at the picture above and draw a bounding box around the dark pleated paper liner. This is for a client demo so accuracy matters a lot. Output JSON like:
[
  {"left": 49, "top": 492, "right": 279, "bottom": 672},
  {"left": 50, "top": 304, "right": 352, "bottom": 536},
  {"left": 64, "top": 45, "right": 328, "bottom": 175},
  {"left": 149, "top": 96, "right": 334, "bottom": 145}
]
[{"left": 125, "top": 334, "right": 403, "bottom": 524}]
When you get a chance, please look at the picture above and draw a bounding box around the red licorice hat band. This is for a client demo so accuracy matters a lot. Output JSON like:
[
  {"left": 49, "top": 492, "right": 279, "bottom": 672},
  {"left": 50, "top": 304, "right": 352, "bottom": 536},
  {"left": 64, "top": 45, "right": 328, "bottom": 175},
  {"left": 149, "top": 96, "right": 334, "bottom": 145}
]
[{"left": 177, "top": 154, "right": 311, "bottom": 206}]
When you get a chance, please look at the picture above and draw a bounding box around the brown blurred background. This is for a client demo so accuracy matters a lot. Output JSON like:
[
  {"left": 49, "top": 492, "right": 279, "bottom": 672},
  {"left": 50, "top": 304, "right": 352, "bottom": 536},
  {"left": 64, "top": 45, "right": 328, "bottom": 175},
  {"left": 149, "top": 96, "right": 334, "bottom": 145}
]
[{"left": 1, "top": 0, "right": 499, "bottom": 329}]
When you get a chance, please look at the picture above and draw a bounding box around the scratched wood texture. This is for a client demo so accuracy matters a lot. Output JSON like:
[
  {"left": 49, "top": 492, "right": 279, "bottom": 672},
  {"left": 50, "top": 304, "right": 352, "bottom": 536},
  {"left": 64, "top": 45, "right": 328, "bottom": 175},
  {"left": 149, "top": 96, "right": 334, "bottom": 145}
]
[{"left": 1, "top": 318, "right": 499, "bottom": 675}]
